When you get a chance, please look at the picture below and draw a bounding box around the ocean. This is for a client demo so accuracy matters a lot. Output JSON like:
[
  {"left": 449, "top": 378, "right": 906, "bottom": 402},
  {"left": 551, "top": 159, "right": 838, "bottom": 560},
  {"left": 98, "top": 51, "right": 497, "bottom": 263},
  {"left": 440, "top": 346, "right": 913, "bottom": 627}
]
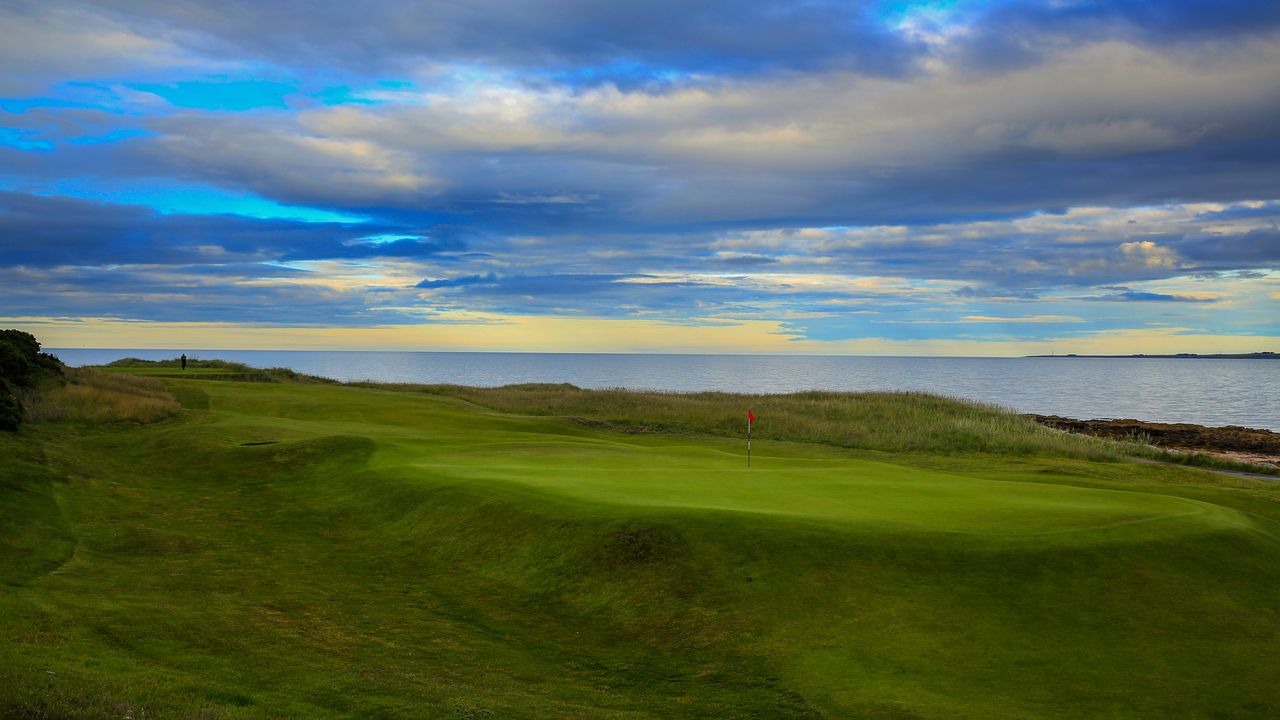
[{"left": 50, "top": 349, "right": 1280, "bottom": 431}]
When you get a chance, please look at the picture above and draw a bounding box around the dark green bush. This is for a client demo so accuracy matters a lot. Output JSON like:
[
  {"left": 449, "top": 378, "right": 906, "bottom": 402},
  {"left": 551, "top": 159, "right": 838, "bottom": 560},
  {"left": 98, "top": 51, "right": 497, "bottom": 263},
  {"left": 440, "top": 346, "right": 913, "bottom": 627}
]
[
  {"left": 0, "top": 330, "right": 41, "bottom": 380},
  {"left": 0, "top": 330, "right": 64, "bottom": 431},
  {"left": 0, "top": 379, "right": 20, "bottom": 431}
]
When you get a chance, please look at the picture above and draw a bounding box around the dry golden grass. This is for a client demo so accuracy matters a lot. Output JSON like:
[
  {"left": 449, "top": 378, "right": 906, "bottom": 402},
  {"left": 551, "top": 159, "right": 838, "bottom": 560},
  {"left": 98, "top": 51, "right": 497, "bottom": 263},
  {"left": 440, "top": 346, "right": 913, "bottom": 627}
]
[{"left": 25, "top": 368, "right": 180, "bottom": 424}]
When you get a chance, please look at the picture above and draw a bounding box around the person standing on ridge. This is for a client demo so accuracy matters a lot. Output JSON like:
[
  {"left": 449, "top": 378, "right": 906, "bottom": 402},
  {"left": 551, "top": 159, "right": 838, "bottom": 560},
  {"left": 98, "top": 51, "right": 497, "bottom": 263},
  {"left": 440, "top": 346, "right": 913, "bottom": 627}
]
[{"left": 181, "top": 353, "right": 187, "bottom": 371}]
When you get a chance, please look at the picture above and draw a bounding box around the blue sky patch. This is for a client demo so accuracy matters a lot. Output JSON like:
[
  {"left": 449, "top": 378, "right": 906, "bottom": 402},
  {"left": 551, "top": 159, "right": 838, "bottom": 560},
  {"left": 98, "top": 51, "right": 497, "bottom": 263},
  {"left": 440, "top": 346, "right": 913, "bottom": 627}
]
[
  {"left": 127, "top": 78, "right": 299, "bottom": 111},
  {"left": 0, "top": 127, "right": 53, "bottom": 152},
  {"left": 45, "top": 181, "right": 369, "bottom": 223}
]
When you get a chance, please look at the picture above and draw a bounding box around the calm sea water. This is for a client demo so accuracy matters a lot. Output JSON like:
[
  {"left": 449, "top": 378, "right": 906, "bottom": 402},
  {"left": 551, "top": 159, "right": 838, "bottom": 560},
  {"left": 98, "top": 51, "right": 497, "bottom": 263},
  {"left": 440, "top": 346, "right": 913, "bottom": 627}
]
[{"left": 50, "top": 349, "right": 1280, "bottom": 431}]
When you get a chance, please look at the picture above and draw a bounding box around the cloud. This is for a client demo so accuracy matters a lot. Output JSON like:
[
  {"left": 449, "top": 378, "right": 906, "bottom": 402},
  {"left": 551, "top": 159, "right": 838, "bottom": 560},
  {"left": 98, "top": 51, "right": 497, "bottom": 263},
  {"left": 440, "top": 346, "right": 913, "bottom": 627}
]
[
  {"left": 951, "top": 0, "right": 1280, "bottom": 72},
  {"left": 10, "top": 26, "right": 1280, "bottom": 234},
  {"left": 0, "top": 191, "right": 461, "bottom": 267},
  {"left": 326, "top": 237, "right": 465, "bottom": 260},
  {"left": 953, "top": 286, "right": 1040, "bottom": 300},
  {"left": 0, "top": 2, "right": 198, "bottom": 94},
  {"left": 1118, "top": 240, "right": 1179, "bottom": 269},
  {"left": 960, "top": 315, "right": 1085, "bottom": 323},
  {"left": 144, "top": 118, "right": 436, "bottom": 206},
  {"left": 714, "top": 253, "right": 780, "bottom": 267},
  {"left": 68, "top": 0, "right": 920, "bottom": 80},
  {"left": 18, "top": 0, "right": 1276, "bottom": 92},
  {"left": 1023, "top": 119, "right": 1186, "bottom": 156},
  {"left": 1176, "top": 227, "right": 1280, "bottom": 263},
  {"left": 415, "top": 273, "right": 497, "bottom": 288},
  {"left": 710, "top": 202, "right": 1280, "bottom": 288},
  {"left": 1079, "top": 291, "right": 1219, "bottom": 303},
  {"left": 494, "top": 192, "right": 599, "bottom": 205},
  {"left": 0, "top": 265, "right": 394, "bottom": 325}
]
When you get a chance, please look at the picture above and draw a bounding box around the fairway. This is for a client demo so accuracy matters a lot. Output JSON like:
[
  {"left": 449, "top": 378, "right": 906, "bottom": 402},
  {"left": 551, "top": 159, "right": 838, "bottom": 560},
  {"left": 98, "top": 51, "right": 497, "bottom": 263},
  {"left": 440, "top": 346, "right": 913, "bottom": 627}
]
[{"left": 4, "top": 375, "right": 1279, "bottom": 719}]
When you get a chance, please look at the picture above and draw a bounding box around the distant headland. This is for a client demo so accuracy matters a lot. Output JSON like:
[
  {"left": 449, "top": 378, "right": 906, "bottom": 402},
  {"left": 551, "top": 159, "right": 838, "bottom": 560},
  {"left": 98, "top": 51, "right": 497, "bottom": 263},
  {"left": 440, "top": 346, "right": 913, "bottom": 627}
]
[{"left": 1027, "top": 352, "right": 1278, "bottom": 359}]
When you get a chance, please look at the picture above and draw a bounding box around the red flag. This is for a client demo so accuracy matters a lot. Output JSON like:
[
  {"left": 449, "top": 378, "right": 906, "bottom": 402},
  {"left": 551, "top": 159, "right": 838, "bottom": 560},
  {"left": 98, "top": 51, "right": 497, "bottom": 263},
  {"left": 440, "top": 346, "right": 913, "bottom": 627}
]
[{"left": 748, "top": 409, "right": 756, "bottom": 424}]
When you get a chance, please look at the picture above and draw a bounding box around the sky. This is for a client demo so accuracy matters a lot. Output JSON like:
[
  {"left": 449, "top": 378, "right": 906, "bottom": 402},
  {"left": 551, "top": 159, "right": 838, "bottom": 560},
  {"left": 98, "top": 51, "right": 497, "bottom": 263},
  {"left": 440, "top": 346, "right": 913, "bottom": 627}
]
[{"left": 1, "top": 0, "right": 1278, "bottom": 355}]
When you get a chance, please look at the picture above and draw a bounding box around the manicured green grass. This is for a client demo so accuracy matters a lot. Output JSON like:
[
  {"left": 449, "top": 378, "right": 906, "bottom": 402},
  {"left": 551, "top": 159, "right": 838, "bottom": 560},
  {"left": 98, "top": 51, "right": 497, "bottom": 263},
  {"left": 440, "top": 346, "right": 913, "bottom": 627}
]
[{"left": 2, "top": 375, "right": 1278, "bottom": 718}]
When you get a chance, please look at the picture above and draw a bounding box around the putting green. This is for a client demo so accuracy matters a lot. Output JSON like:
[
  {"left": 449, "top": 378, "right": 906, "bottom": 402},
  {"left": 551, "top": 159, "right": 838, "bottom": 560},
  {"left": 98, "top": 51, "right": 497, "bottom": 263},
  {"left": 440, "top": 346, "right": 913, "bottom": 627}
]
[
  {"left": 199, "top": 380, "right": 1246, "bottom": 542},
  {"left": 418, "top": 450, "right": 1237, "bottom": 537}
]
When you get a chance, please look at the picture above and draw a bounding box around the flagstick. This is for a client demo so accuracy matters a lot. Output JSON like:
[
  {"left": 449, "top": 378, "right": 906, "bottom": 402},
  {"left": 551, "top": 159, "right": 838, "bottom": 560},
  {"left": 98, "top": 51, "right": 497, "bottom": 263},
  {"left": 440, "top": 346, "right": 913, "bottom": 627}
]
[{"left": 747, "top": 417, "right": 752, "bottom": 467}]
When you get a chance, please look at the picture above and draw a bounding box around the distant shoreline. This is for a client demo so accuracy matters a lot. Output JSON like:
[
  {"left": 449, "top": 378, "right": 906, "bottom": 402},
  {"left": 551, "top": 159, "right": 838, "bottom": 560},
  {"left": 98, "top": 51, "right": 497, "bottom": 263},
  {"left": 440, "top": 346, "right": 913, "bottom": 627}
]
[{"left": 1025, "top": 352, "right": 1278, "bottom": 359}]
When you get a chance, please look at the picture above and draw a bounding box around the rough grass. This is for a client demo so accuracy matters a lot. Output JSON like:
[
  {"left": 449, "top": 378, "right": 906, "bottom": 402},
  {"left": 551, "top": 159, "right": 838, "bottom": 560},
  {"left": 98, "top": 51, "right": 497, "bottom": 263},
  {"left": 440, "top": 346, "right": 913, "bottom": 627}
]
[
  {"left": 1132, "top": 445, "right": 1280, "bottom": 476},
  {"left": 24, "top": 367, "right": 180, "bottom": 424},
  {"left": 104, "top": 357, "right": 338, "bottom": 384},
  {"left": 356, "top": 382, "right": 1140, "bottom": 460}
]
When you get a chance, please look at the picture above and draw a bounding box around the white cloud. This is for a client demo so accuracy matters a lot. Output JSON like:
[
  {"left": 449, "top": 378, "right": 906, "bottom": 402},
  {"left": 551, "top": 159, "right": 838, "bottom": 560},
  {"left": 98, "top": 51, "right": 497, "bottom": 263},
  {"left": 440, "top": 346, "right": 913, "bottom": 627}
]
[
  {"left": 961, "top": 315, "right": 1084, "bottom": 323},
  {"left": 1119, "top": 240, "right": 1179, "bottom": 269},
  {"left": 0, "top": 4, "right": 217, "bottom": 94}
]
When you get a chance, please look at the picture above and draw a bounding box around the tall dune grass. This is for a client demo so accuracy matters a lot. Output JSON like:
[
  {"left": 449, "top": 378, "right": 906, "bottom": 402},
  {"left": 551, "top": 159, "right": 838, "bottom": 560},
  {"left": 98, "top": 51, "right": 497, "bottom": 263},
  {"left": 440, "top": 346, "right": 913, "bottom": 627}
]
[
  {"left": 365, "top": 383, "right": 1139, "bottom": 460},
  {"left": 25, "top": 368, "right": 180, "bottom": 424}
]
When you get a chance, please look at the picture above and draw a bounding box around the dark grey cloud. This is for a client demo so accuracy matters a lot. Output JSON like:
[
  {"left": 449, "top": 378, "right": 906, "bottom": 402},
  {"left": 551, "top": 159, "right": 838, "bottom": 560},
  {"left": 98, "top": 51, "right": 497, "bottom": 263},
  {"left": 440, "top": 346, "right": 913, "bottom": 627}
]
[
  {"left": 1175, "top": 228, "right": 1280, "bottom": 263},
  {"left": 0, "top": 191, "right": 466, "bottom": 267},
  {"left": 953, "top": 0, "right": 1280, "bottom": 72},
  {"left": 1079, "top": 291, "right": 1218, "bottom": 303},
  {"left": 309, "top": 237, "right": 466, "bottom": 261},
  {"left": 715, "top": 254, "right": 779, "bottom": 267},
  {"left": 0, "top": 265, "right": 398, "bottom": 325},
  {"left": 415, "top": 272, "right": 760, "bottom": 316},
  {"left": 11, "top": 0, "right": 1278, "bottom": 96},
  {"left": 63, "top": 0, "right": 919, "bottom": 81},
  {"left": 416, "top": 273, "right": 497, "bottom": 289},
  {"left": 953, "top": 286, "right": 1040, "bottom": 300}
]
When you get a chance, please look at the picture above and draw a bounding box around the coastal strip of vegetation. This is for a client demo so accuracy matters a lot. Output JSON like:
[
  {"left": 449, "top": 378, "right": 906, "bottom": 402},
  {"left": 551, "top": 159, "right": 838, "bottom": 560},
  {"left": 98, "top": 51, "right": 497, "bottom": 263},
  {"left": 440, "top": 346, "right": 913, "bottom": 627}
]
[{"left": 93, "top": 355, "right": 1280, "bottom": 475}]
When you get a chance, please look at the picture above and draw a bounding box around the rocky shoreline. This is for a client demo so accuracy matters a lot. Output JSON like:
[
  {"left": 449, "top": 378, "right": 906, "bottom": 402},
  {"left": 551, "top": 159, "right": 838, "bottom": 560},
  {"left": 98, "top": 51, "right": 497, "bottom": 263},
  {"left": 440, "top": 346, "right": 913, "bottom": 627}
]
[{"left": 1026, "top": 415, "right": 1280, "bottom": 469}]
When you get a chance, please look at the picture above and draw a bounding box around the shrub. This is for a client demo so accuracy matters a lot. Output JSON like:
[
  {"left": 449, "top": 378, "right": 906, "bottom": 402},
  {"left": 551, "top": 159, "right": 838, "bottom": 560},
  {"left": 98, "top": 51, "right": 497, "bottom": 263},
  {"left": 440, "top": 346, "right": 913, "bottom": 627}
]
[
  {"left": 0, "top": 330, "right": 64, "bottom": 431},
  {"left": 0, "top": 379, "right": 21, "bottom": 431}
]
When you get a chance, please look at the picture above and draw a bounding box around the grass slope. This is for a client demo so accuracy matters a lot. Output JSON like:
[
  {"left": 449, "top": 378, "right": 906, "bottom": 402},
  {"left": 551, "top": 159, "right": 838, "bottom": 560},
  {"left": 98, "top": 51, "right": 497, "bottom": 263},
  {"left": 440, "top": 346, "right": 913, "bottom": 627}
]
[{"left": 2, "top": 375, "right": 1278, "bottom": 719}]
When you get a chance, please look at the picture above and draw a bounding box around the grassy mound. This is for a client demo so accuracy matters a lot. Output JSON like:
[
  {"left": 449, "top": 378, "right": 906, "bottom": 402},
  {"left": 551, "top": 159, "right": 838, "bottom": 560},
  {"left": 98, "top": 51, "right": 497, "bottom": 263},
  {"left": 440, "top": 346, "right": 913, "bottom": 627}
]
[
  {"left": 104, "top": 357, "right": 338, "bottom": 385},
  {"left": 361, "top": 382, "right": 1140, "bottom": 460},
  {"left": 2, "top": 372, "right": 1278, "bottom": 718}
]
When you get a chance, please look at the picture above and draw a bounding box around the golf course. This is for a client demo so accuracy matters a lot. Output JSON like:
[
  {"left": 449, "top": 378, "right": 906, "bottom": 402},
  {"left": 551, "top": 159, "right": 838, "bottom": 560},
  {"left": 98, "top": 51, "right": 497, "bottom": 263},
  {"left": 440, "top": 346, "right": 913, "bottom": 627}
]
[{"left": 3, "top": 361, "right": 1279, "bottom": 719}]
